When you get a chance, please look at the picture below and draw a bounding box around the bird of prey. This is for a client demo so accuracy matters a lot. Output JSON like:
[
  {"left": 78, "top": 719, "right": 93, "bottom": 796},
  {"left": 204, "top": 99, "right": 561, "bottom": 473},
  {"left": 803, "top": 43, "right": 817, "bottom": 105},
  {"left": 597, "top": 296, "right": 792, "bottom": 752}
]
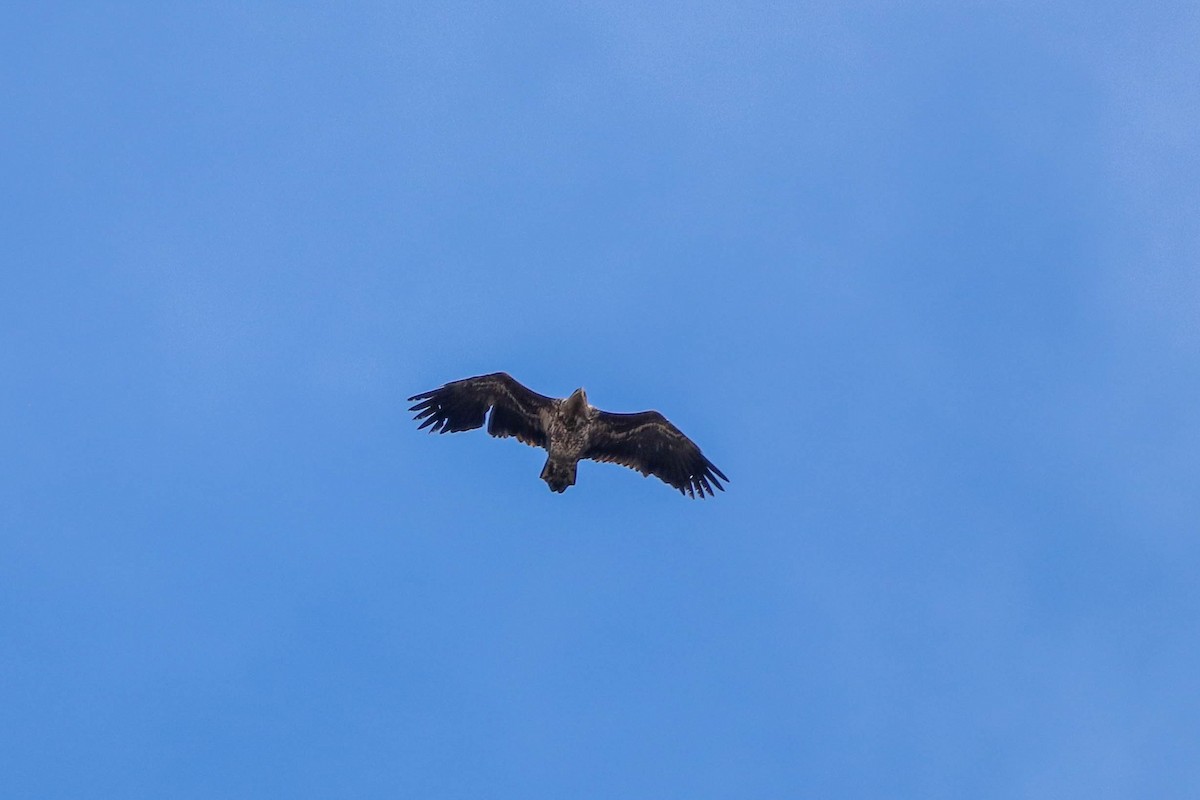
[{"left": 408, "top": 372, "right": 728, "bottom": 498}]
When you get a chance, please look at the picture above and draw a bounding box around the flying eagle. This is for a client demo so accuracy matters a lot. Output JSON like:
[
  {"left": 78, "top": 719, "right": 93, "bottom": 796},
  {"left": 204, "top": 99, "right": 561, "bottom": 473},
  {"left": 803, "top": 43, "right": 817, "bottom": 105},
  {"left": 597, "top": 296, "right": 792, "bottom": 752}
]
[{"left": 408, "top": 372, "right": 728, "bottom": 498}]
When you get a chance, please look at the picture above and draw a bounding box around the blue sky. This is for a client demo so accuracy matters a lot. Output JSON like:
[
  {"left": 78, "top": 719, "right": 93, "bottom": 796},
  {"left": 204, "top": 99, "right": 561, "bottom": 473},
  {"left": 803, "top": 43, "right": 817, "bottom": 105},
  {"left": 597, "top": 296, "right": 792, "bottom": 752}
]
[{"left": 4, "top": 3, "right": 1199, "bottom": 797}]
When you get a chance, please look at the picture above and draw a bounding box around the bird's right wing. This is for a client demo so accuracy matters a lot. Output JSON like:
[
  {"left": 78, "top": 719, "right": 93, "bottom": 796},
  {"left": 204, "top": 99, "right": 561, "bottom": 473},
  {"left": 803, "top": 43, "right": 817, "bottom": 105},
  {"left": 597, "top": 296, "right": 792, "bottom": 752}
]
[
  {"left": 408, "top": 372, "right": 554, "bottom": 448},
  {"left": 583, "top": 409, "right": 728, "bottom": 498}
]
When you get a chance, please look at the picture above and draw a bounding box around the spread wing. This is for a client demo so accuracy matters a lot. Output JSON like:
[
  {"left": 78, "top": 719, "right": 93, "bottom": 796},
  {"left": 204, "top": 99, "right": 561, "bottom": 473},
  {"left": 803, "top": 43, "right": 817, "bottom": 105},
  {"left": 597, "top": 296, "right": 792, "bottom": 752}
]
[
  {"left": 408, "top": 372, "right": 553, "bottom": 448},
  {"left": 583, "top": 410, "right": 728, "bottom": 498}
]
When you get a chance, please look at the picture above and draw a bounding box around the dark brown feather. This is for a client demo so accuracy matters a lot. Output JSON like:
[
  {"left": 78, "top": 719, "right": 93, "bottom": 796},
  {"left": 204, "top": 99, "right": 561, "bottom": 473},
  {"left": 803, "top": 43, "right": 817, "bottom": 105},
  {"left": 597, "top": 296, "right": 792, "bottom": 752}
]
[
  {"left": 583, "top": 410, "right": 728, "bottom": 498},
  {"left": 408, "top": 372, "right": 552, "bottom": 448}
]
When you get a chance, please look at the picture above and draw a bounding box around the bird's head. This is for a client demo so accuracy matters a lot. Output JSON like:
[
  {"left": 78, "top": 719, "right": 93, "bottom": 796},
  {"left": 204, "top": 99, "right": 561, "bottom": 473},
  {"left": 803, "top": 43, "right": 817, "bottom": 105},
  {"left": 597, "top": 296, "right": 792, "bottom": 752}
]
[{"left": 565, "top": 387, "right": 588, "bottom": 417}]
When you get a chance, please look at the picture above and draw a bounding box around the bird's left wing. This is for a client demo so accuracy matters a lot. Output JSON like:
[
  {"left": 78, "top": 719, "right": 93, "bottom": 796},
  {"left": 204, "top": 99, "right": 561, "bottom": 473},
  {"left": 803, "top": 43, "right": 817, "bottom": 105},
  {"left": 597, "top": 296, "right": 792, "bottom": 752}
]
[
  {"left": 583, "top": 410, "right": 728, "bottom": 498},
  {"left": 408, "top": 372, "right": 554, "bottom": 448}
]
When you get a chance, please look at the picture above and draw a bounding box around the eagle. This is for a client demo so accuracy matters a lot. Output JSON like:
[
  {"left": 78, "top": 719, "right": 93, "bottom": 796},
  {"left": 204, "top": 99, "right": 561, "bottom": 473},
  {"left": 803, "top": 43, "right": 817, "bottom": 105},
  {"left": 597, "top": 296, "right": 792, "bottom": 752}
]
[{"left": 408, "top": 372, "right": 728, "bottom": 498}]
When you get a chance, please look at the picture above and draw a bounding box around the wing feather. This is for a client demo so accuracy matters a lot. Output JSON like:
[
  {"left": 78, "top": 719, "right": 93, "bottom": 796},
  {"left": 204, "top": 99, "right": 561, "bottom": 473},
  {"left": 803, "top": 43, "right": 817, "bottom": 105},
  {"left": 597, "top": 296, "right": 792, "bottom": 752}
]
[
  {"left": 583, "top": 410, "right": 728, "bottom": 498},
  {"left": 407, "top": 373, "right": 552, "bottom": 448}
]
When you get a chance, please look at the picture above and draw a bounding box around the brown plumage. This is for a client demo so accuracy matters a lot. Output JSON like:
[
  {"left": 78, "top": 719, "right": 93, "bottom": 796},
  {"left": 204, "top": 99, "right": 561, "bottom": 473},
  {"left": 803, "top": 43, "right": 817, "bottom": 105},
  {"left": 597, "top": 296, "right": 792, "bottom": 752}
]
[{"left": 408, "top": 372, "right": 728, "bottom": 498}]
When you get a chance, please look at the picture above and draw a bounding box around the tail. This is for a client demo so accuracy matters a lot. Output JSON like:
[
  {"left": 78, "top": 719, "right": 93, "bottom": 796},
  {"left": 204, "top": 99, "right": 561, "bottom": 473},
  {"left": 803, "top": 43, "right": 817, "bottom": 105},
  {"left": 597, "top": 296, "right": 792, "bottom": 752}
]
[{"left": 539, "top": 457, "right": 578, "bottom": 493}]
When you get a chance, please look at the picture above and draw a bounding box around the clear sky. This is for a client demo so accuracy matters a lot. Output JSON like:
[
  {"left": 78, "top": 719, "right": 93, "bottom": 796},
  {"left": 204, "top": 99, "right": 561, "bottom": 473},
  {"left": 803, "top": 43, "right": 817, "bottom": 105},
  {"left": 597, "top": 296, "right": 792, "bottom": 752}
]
[{"left": 4, "top": 3, "right": 1199, "bottom": 798}]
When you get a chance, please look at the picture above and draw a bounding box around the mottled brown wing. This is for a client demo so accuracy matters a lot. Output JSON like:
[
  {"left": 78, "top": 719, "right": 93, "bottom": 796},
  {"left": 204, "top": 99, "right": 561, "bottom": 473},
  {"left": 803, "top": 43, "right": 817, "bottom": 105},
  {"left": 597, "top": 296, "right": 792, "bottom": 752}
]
[
  {"left": 408, "top": 372, "right": 553, "bottom": 448},
  {"left": 584, "top": 410, "right": 728, "bottom": 498}
]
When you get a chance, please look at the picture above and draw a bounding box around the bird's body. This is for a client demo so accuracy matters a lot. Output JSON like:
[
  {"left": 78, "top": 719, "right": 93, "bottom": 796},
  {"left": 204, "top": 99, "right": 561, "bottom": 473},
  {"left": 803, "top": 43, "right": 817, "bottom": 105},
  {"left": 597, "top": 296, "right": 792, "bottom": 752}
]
[
  {"left": 536, "top": 388, "right": 591, "bottom": 492},
  {"left": 408, "top": 373, "right": 727, "bottom": 498}
]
